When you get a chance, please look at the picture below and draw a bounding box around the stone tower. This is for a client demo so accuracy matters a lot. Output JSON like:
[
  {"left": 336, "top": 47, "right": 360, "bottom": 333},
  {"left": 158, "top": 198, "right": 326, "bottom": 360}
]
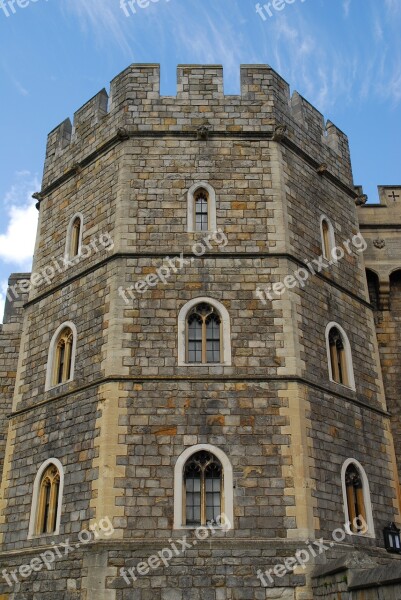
[{"left": 0, "top": 64, "right": 400, "bottom": 600}]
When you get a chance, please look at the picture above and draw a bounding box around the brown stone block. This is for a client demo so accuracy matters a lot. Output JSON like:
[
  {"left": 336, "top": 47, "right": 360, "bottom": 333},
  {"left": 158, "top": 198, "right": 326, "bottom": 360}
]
[
  {"left": 206, "top": 415, "right": 225, "bottom": 426},
  {"left": 154, "top": 426, "right": 177, "bottom": 436},
  {"left": 240, "top": 416, "right": 255, "bottom": 428}
]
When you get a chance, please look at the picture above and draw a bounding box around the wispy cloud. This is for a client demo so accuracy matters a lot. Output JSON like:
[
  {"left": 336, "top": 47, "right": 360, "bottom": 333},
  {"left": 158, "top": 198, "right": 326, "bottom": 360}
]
[
  {"left": 54, "top": 0, "right": 401, "bottom": 111},
  {"left": 61, "top": 0, "right": 134, "bottom": 56},
  {"left": 343, "top": 0, "right": 351, "bottom": 18}
]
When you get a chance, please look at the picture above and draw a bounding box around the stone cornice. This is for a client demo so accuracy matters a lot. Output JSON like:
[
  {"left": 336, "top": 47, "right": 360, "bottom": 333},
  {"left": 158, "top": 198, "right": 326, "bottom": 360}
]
[
  {"left": 9, "top": 374, "right": 389, "bottom": 419},
  {"left": 34, "top": 127, "right": 357, "bottom": 207},
  {"left": 23, "top": 252, "right": 372, "bottom": 310}
]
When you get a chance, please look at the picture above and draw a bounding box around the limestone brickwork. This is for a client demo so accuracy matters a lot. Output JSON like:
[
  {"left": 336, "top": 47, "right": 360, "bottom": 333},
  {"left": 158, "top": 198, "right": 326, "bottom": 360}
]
[{"left": 0, "top": 64, "right": 400, "bottom": 600}]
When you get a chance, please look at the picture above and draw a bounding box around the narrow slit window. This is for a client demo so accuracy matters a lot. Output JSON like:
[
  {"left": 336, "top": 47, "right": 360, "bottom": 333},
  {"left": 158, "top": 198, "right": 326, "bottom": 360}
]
[
  {"left": 322, "top": 219, "right": 331, "bottom": 259},
  {"left": 70, "top": 217, "right": 81, "bottom": 258}
]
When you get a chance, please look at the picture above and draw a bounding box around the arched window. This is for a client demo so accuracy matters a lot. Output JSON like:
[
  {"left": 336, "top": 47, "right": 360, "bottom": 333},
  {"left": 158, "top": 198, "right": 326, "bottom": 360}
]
[
  {"left": 187, "top": 303, "right": 221, "bottom": 364},
  {"left": 366, "top": 269, "right": 380, "bottom": 310},
  {"left": 178, "top": 298, "right": 231, "bottom": 366},
  {"left": 174, "top": 444, "right": 233, "bottom": 530},
  {"left": 390, "top": 269, "right": 401, "bottom": 312},
  {"left": 65, "top": 213, "right": 83, "bottom": 260},
  {"left": 194, "top": 189, "right": 209, "bottom": 232},
  {"left": 184, "top": 450, "right": 222, "bottom": 526},
  {"left": 320, "top": 216, "right": 335, "bottom": 261},
  {"left": 28, "top": 458, "right": 64, "bottom": 538},
  {"left": 325, "top": 323, "right": 355, "bottom": 390},
  {"left": 187, "top": 182, "right": 216, "bottom": 233},
  {"left": 45, "top": 322, "right": 77, "bottom": 391},
  {"left": 341, "top": 459, "right": 374, "bottom": 537},
  {"left": 36, "top": 465, "right": 60, "bottom": 534}
]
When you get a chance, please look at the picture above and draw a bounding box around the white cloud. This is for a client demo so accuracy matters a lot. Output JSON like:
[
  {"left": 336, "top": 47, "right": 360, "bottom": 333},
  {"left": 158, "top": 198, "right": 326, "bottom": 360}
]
[{"left": 0, "top": 174, "right": 39, "bottom": 270}]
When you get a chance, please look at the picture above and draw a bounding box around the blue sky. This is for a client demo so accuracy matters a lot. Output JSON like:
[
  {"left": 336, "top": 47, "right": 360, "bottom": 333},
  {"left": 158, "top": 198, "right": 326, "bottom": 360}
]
[{"left": 0, "top": 0, "right": 400, "bottom": 320}]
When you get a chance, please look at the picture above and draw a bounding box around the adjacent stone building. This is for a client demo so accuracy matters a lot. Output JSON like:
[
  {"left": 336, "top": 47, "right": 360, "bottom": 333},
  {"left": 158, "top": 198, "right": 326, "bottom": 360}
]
[{"left": 0, "top": 64, "right": 400, "bottom": 600}]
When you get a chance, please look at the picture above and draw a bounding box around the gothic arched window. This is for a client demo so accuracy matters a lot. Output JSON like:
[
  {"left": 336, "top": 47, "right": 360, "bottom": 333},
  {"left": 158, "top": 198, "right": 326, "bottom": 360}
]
[
  {"left": 36, "top": 464, "right": 61, "bottom": 535},
  {"left": 28, "top": 459, "right": 64, "bottom": 538},
  {"left": 174, "top": 444, "right": 233, "bottom": 530},
  {"left": 194, "top": 189, "right": 209, "bottom": 232},
  {"left": 329, "top": 327, "right": 348, "bottom": 386},
  {"left": 184, "top": 451, "right": 222, "bottom": 526},
  {"left": 53, "top": 327, "right": 74, "bottom": 386},
  {"left": 326, "top": 323, "right": 355, "bottom": 389},
  {"left": 341, "top": 459, "right": 374, "bottom": 537},
  {"left": 187, "top": 183, "right": 217, "bottom": 233},
  {"left": 345, "top": 464, "right": 366, "bottom": 533},
  {"left": 187, "top": 303, "right": 221, "bottom": 364},
  {"left": 45, "top": 322, "right": 77, "bottom": 391}
]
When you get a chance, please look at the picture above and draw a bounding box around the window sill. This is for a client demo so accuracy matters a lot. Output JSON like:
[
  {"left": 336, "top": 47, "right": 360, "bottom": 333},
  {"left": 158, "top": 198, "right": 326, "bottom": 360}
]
[
  {"left": 175, "top": 525, "right": 231, "bottom": 531},
  {"left": 45, "top": 379, "right": 73, "bottom": 392},
  {"left": 328, "top": 378, "right": 356, "bottom": 392},
  {"left": 344, "top": 530, "right": 375, "bottom": 539}
]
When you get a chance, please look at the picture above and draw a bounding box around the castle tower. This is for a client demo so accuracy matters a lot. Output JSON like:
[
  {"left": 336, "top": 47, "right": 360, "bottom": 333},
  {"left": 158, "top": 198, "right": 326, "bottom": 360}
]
[
  {"left": 0, "top": 64, "right": 400, "bottom": 600},
  {"left": 357, "top": 187, "right": 401, "bottom": 489}
]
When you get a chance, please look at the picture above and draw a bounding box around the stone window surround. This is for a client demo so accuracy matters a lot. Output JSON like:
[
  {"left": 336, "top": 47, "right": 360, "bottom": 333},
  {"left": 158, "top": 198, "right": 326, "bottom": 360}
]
[
  {"left": 178, "top": 297, "right": 232, "bottom": 366},
  {"left": 187, "top": 182, "right": 217, "bottom": 233},
  {"left": 325, "top": 321, "right": 356, "bottom": 391},
  {"left": 28, "top": 458, "right": 64, "bottom": 539},
  {"left": 173, "top": 444, "right": 234, "bottom": 530},
  {"left": 341, "top": 458, "right": 375, "bottom": 538},
  {"left": 45, "top": 321, "right": 77, "bottom": 391}
]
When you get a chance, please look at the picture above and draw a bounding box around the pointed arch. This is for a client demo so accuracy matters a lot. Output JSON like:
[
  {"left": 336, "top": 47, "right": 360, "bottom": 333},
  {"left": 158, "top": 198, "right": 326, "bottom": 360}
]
[
  {"left": 341, "top": 459, "right": 375, "bottom": 538},
  {"left": 28, "top": 458, "right": 64, "bottom": 538},
  {"left": 325, "top": 322, "right": 355, "bottom": 391},
  {"left": 174, "top": 444, "right": 233, "bottom": 530},
  {"left": 45, "top": 321, "right": 77, "bottom": 391},
  {"left": 65, "top": 213, "right": 83, "bottom": 260},
  {"left": 320, "top": 215, "right": 336, "bottom": 261},
  {"left": 187, "top": 182, "right": 217, "bottom": 233},
  {"left": 178, "top": 297, "right": 231, "bottom": 366}
]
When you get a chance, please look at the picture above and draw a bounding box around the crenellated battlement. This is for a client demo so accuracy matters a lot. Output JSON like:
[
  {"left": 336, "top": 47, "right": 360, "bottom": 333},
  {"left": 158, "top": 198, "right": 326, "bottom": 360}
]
[{"left": 41, "top": 64, "right": 352, "bottom": 190}]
